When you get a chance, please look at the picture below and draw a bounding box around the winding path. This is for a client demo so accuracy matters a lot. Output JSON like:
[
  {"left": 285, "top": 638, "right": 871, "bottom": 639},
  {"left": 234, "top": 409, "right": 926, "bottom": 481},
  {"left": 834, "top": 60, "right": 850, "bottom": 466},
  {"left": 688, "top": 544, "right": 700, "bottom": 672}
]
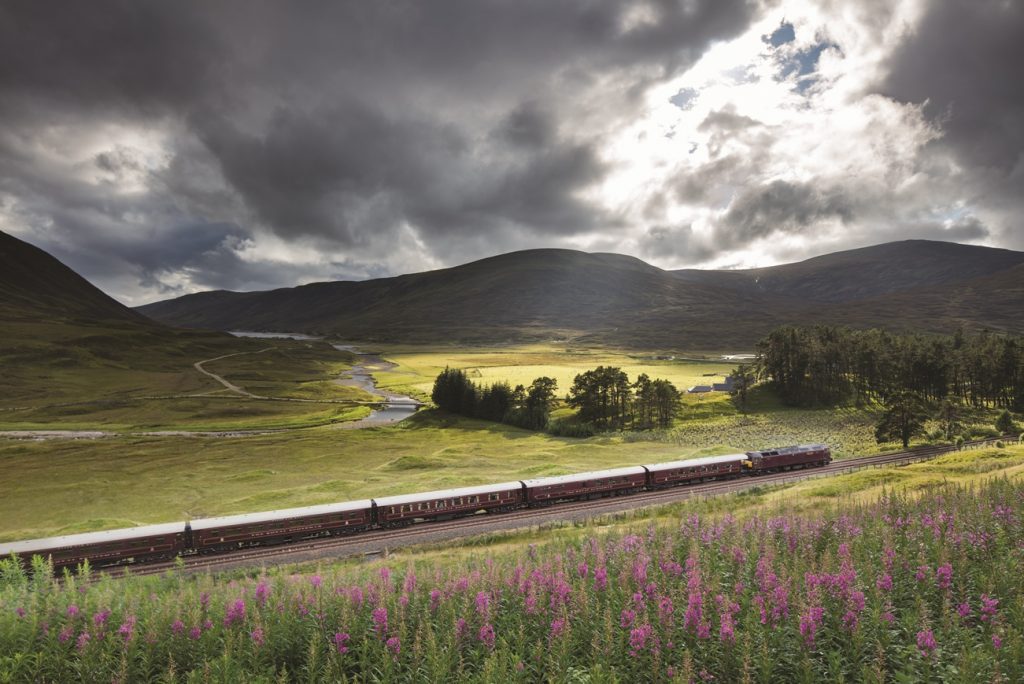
[
  {"left": 1, "top": 343, "right": 422, "bottom": 440},
  {"left": 193, "top": 348, "right": 275, "bottom": 399}
]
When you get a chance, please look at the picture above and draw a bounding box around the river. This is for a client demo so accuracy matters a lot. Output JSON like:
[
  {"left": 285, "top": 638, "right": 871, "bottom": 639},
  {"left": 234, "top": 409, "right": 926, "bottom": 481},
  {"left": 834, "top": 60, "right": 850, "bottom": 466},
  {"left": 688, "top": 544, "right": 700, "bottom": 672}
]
[{"left": 229, "top": 332, "right": 421, "bottom": 427}]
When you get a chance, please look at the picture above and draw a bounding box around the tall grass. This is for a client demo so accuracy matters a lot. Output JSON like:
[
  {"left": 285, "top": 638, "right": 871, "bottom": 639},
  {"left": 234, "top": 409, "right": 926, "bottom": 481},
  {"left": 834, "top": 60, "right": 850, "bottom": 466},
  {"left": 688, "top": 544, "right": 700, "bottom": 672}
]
[{"left": 2, "top": 477, "right": 1021, "bottom": 682}]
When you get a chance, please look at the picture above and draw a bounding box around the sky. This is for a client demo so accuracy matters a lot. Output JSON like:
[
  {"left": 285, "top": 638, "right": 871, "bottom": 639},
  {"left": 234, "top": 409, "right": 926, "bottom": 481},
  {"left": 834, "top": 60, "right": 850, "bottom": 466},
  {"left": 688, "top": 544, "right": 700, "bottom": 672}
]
[{"left": 1, "top": 0, "right": 1022, "bottom": 305}]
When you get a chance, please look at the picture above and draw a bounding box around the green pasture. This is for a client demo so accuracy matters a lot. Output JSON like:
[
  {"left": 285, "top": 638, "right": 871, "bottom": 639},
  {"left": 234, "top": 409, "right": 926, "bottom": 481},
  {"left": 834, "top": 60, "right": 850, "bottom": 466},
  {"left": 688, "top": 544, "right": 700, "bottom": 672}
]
[
  {"left": 0, "top": 403, "right": 885, "bottom": 541},
  {"left": 0, "top": 332, "right": 377, "bottom": 431},
  {"left": 370, "top": 343, "right": 737, "bottom": 400}
]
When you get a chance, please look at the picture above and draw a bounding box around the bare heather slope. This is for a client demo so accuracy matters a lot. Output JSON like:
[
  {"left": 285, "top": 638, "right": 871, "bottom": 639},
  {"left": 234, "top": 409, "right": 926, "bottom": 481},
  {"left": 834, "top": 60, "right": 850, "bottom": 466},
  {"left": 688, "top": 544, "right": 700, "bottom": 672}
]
[{"left": 136, "top": 240, "right": 1024, "bottom": 347}]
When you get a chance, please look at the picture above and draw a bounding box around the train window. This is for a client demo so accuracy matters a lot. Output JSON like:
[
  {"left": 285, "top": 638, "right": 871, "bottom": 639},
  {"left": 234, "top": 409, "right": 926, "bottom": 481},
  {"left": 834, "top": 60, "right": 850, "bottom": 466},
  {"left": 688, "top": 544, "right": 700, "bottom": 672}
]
[
  {"left": 455, "top": 497, "right": 462, "bottom": 506},
  {"left": 489, "top": 493, "right": 499, "bottom": 502},
  {"left": 470, "top": 496, "right": 478, "bottom": 504}
]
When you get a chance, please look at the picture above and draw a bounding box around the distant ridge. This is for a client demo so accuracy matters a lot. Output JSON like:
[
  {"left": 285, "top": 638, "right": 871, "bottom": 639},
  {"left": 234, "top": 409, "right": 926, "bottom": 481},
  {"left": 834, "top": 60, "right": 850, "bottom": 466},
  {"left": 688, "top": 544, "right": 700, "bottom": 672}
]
[{"left": 136, "top": 239, "right": 1024, "bottom": 347}]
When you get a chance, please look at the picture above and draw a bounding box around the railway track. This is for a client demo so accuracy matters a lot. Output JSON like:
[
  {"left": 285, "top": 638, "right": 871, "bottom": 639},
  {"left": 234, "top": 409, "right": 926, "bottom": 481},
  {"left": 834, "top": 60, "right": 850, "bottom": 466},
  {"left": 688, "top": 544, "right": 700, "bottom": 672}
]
[{"left": 103, "top": 436, "right": 1011, "bottom": 579}]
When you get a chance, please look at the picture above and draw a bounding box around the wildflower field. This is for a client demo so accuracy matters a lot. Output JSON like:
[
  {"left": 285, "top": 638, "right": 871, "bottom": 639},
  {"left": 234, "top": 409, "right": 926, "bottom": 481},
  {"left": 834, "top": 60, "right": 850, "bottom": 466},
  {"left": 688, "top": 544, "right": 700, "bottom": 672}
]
[{"left": 3, "top": 470, "right": 1023, "bottom": 683}]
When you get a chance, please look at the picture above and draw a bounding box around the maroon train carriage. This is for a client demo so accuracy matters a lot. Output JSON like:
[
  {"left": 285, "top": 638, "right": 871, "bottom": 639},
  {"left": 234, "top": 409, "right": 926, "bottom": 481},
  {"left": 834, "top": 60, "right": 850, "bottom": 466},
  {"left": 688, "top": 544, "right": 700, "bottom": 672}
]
[
  {"left": 643, "top": 453, "right": 746, "bottom": 489},
  {"left": 0, "top": 523, "right": 187, "bottom": 572},
  {"left": 373, "top": 482, "right": 524, "bottom": 527},
  {"left": 188, "top": 500, "right": 374, "bottom": 554},
  {"left": 522, "top": 466, "right": 647, "bottom": 506},
  {"left": 743, "top": 443, "right": 831, "bottom": 473}
]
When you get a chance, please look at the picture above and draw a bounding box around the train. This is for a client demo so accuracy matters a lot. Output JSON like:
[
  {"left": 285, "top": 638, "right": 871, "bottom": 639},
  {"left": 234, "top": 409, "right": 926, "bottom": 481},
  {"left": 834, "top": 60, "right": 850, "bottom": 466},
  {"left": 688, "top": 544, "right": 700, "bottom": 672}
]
[{"left": 0, "top": 444, "right": 830, "bottom": 573}]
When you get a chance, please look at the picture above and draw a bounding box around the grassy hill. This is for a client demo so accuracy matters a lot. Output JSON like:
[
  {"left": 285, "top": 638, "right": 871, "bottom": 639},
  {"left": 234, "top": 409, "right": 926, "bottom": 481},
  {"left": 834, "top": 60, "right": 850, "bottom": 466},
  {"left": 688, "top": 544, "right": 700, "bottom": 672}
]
[
  {"left": 138, "top": 240, "right": 1024, "bottom": 347},
  {"left": 0, "top": 231, "right": 371, "bottom": 426}
]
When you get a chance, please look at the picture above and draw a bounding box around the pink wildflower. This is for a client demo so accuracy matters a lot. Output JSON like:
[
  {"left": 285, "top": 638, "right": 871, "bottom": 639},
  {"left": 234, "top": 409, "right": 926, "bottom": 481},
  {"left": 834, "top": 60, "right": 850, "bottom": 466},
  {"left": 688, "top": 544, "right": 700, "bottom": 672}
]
[
  {"left": 334, "top": 632, "right": 350, "bottom": 654},
  {"left": 66, "top": 605, "right": 79, "bottom": 618},
  {"left": 479, "top": 623, "right": 496, "bottom": 650},
  {"left": 386, "top": 635, "right": 401, "bottom": 658},
  {"left": 76, "top": 632, "right": 90, "bottom": 651},
  {"left": 251, "top": 627, "right": 265, "bottom": 646},
  {"left": 980, "top": 594, "right": 999, "bottom": 622},
  {"left": 372, "top": 606, "right": 388, "bottom": 636},
  {"left": 916, "top": 629, "right": 937, "bottom": 658},
  {"left": 936, "top": 564, "right": 952, "bottom": 590},
  {"left": 992, "top": 633, "right": 1002, "bottom": 650},
  {"left": 224, "top": 599, "right": 246, "bottom": 627},
  {"left": 189, "top": 626, "right": 202, "bottom": 640},
  {"left": 171, "top": 619, "right": 185, "bottom": 635}
]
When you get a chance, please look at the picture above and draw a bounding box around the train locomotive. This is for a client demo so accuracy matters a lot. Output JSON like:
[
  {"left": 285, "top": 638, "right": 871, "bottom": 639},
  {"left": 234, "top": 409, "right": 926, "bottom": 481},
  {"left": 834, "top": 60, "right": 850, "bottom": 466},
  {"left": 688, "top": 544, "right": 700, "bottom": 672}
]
[{"left": 0, "top": 444, "right": 830, "bottom": 573}]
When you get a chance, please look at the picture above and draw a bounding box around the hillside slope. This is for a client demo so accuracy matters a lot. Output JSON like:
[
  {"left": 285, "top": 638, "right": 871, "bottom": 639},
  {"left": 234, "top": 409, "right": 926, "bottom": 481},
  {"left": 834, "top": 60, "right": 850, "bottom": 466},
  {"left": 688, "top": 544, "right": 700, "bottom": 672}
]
[
  {"left": 137, "top": 240, "right": 1024, "bottom": 347},
  {"left": 0, "top": 230, "right": 152, "bottom": 325},
  {"left": 672, "top": 239, "right": 1024, "bottom": 303}
]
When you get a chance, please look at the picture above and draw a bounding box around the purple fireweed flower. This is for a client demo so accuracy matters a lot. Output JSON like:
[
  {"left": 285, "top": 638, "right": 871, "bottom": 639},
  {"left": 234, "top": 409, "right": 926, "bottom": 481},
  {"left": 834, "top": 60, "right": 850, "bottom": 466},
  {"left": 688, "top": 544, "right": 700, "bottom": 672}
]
[
  {"left": 189, "top": 626, "right": 202, "bottom": 640},
  {"left": 93, "top": 609, "right": 111, "bottom": 627},
  {"left": 696, "top": 621, "right": 711, "bottom": 639},
  {"left": 916, "top": 629, "right": 937, "bottom": 658},
  {"left": 224, "top": 599, "right": 246, "bottom": 627},
  {"left": 594, "top": 566, "right": 608, "bottom": 590},
  {"left": 200, "top": 592, "right": 211, "bottom": 609},
  {"left": 876, "top": 573, "right": 893, "bottom": 592},
  {"left": 203, "top": 619, "right": 213, "bottom": 631},
  {"left": 915, "top": 565, "right": 929, "bottom": 582},
  {"left": 577, "top": 561, "right": 588, "bottom": 578},
  {"left": 981, "top": 594, "right": 999, "bottom": 622},
  {"left": 251, "top": 627, "right": 265, "bottom": 646},
  {"left": 372, "top": 607, "right": 388, "bottom": 637},
  {"left": 992, "top": 634, "right": 1003, "bottom": 650},
  {"left": 936, "top": 564, "right": 952, "bottom": 590},
  {"left": 379, "top": 567, "right": 391, "bottom": 584},
  {"left": 255, "top": 581, "right": 271, "bottom": 606},
  {"left": 66, "top": 605, "right": 79, "bottom": 618},
  {"left": 475, "top": 591, "right": 490, "bottom": 617},
  {"left": 171, "top": 619, "right": 185, "bottom": 635},
  {"left": 76, "top": 632, "right": 90, "bottom": 651},
  {"left": 403, "top": 570, "right": 417, "bottom": 594},
  {"left": 349, "top": 586, "right": 364, "bottom": 607},
  {"left": 524, "top": 593, "right": 538, "bottom": 614},
  {"left": 455, "top": 618, "right": 468, "bottom": 642},
  {"left": 479, "top": 623, "right": 496, "bottom": 650},
  {"left": 799, "top": 606, "right": 824, "bottom": 648},
  {"left": 719, "top": 619, "right": 735, "bottom": 644},
  {"left": 629, "top": 623, "right": 654, "bottom": 655},
  {"left": 658, "top": 596, "right": 674, "bottom": 625},
  {"left": 632, "top": 557, "right": 649, "bottom": 585},
  {"left": 620, "top": 609, "right": 636, "bottom": 629},
  {"left": 957, "top": 602, "right": 971, "bottom": 619},
  {"left": 15, "top": 607, "right": 25, "bottom": 618},
  {"left": 880, "top": 611, "right": 895, "bottom": 625},
  {"left": 549, "top": 618, "right": 567, "bottom": 640},
  {"left": 334, "top": 632, "right": 350, "bottom": 654},
  {"left": 118, "top": 615, "right": 137, "bottom": 643},
  {"left": 58, "top": 625, "right": 74, "bottom": 643},
  {"left": 310, "top": 575, "right": 322, "bottom": 589},
  {"left": 429, "top": 589, "right": 442, "bottom": 611},
  {"left": 386, "top": 636, "right": 401, "bottom": 658}
]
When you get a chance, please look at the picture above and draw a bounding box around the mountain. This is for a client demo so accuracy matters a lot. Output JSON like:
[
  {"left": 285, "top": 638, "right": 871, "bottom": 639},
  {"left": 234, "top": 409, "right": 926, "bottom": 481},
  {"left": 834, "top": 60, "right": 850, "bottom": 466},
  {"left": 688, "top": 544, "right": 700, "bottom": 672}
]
[
  {"left": 137, "top": 240, "right": 1024, "bottom": 348},
  {"left": 671, "top": 240, "right": 1024, "bottom": 303},
  {"left": 136, "top": 249, "right": 798, "bottom": 347},
  {"left": 0, "top": 230, "right": 153, "bottom": 325}
]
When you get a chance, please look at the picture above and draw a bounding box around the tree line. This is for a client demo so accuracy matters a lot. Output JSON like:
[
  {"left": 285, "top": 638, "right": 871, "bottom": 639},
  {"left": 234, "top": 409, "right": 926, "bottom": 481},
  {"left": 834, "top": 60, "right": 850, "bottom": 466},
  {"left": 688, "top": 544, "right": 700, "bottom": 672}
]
[
  {"left": 754, "top": 326, "right": 1024, "bottom": 410},
  {"left": 431, "top": 368, "right": 558, "bottom": 430},
  {"left": 431, "top": 365, "right": 682, "bottom": 433}
]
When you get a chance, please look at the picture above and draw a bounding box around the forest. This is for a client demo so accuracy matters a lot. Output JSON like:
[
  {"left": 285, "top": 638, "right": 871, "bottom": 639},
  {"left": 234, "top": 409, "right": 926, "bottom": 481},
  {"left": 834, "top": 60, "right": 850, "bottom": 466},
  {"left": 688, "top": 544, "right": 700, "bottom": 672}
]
[{"left": 754, "top": 326, "right": 1024, "bottom": 410}]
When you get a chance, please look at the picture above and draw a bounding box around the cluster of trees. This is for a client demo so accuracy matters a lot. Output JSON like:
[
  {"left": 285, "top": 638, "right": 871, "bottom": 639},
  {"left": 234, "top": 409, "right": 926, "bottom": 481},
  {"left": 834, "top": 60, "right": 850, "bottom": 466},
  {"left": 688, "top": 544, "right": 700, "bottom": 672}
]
[
  {"left": 431, "top": 365, "right": 682, "bottom": 433},
  {"left": 756, "top": 326, "right": 1024, "bottom": 409},
  {"left": 567, "top": 366, "right": 681, "bottom": 430},
  {"left": 431, "top": 367, "right": 558, "bottom": 430}
]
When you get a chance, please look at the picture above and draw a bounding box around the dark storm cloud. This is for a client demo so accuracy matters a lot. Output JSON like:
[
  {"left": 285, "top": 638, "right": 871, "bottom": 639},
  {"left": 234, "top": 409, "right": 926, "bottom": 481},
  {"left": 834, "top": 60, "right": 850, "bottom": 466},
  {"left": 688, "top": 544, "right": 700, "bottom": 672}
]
[
  {"left": 879, "top": 0, "right": 1024, "bottom": 247},
  {"left": 717, "top": 179, "right": 855, "bottom": 246},
  {"left": 0, "top": 0, "right": 763, "bottom": 301}
]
